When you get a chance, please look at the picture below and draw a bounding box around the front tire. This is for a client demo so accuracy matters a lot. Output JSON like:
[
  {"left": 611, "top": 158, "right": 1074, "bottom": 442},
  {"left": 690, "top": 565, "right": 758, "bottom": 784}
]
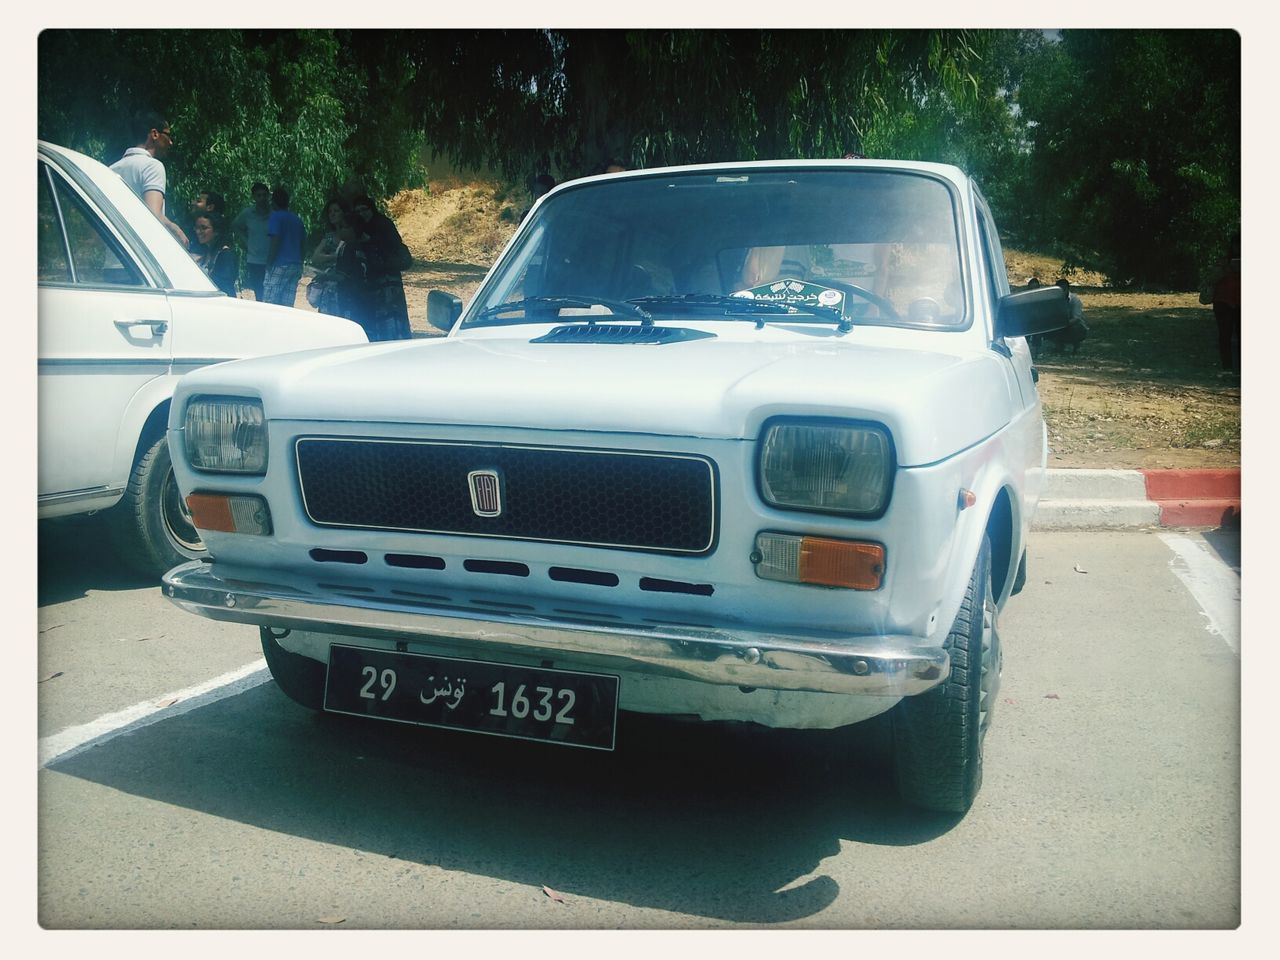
[
  {"left": 111, "top": 434, "right": 207, "bottom": 577},
  {"left": 891, "top": 536, "right": 1001, "bottom": 814},
  {"left": 260, "top": 628, "right": 327, "bottom": 710}
]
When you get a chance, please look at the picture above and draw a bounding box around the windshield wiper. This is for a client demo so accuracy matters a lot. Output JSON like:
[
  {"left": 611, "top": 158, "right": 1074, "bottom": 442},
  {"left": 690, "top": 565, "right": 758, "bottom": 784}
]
[
  {"left": 629, "top": 294, "right": 852, "bottom": 331},
  {"left": 629, "top": 294, "right": 793, "bottom": 315},
  {"left": 471, "top": 295, "right": 652, "bottom": 327}
]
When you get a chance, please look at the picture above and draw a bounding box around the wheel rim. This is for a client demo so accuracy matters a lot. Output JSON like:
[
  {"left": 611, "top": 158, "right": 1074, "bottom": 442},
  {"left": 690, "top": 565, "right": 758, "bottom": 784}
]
[{"left": 161, "top": 467, "right": 204, "bottom": 554}]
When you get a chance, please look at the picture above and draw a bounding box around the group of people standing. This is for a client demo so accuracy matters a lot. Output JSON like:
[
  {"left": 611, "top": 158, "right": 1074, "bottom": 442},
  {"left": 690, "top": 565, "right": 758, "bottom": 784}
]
[
  {"left": 227, "top": 182, "right": 305, "bottom": 307},
  {"left": 225, "top": 181, "right": 411, "bottom": 341},
  {"left": 302, "top": 194, "right": 412, "bottom": 341},
  {"left": 110, "top": 109, "right": 411, "bottom": 342}
]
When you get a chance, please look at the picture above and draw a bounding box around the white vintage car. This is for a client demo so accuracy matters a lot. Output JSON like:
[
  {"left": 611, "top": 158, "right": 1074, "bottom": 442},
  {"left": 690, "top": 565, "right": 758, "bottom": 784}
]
[
  {"left": 162, "top": 160, "right": 1069, "bottom": 813},
  {"left": 37, "top": 141, "right": 367, "bottom": 575}
]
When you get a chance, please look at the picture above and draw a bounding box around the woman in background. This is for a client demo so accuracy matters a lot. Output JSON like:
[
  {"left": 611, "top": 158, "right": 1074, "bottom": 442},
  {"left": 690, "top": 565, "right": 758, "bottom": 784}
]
[
  {"left": 308, "top": 198, "right": 364, "bottom": 322},
  {"left": 193, "top": 211, "right": 239, "bottom": 297},
  {"left": 350, "top": 194, "right": 411, "bottom": 340}
]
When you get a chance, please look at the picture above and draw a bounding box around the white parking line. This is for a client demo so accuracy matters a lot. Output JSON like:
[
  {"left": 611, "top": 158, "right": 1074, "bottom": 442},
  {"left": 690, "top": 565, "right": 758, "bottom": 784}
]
[
  {"left": 1157, "top": 531, "right": 1240, "bottom": 656},
  {"left": 38, "top": 659, "right": 270, "bottom": 768}
]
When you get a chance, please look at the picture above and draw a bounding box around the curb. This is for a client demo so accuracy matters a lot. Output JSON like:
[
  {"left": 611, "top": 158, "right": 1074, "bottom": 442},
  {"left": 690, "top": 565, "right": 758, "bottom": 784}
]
[
  {"left": 1033, "top": 469, "right": 1240, "bottom": 531},
  {"left": 1140, "top": 469, "right": 1240, "bottom": 527}
]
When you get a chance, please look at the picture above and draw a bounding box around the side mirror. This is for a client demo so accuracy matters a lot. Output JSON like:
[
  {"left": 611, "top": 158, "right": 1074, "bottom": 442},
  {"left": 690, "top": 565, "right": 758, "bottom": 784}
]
[
  {"left": 427, "top": 290, "right": 464, "bottom": 332},
  {"left": 996, "top": 286, "right": 1072, "bottom": 339}
]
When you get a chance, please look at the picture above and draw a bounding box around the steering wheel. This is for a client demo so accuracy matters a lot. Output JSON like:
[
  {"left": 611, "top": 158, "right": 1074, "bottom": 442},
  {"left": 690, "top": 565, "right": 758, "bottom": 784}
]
[{"left": 817, "top": 278, "right": 901, "bottom": 321}]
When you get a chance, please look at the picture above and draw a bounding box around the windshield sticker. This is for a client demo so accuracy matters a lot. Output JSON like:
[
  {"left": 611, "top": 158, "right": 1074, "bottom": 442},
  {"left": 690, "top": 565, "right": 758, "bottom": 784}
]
[{"left": 732, "top": 278, "right": 845, "bottom": 312}]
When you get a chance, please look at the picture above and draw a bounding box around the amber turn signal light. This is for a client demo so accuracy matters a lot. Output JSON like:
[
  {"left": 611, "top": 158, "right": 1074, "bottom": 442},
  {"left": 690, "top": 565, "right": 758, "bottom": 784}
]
[
  {"left": 800, "top": 537, "right": 885, "bottom": 589},
  {"left": 754, "top": 532, "right": 885, "bottom": 589},
  {"left": 186, "top": 493, "right": 273, "bottom": 536}
]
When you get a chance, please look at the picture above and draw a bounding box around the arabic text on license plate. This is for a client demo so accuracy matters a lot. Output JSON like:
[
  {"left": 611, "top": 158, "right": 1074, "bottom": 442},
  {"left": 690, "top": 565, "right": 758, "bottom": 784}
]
[{"left": 323, "top": 645, "right": 619, "bottom": 751}]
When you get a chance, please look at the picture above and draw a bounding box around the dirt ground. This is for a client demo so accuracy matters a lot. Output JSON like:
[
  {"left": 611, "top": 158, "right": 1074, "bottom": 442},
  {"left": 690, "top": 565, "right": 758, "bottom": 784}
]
[
  {"left": 286, "top": 188, "right": 1240, "bottom": 472},
  {"left": 1003, "top": 251, "right": 1239, "bottom": 469}
]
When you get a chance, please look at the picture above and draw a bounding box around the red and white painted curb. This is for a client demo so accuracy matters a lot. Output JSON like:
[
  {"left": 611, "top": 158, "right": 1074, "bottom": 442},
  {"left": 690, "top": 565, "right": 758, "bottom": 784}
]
[
  {"left": 1140, "top": 469, "right": 1241, "bottom": 527},
  {"left": 1034, "top": 469, "right": 1240, "bottom": 531}
]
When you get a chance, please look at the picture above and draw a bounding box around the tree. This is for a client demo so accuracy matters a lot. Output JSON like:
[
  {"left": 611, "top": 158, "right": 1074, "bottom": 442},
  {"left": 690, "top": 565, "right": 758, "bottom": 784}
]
[
  {"left": 38, "top": 28, "right": 1025, "bottom": 218},
  {"left": 1016, "top": 30, "right": 1240, "bottom": 287},
  {"left": 398, "top": 29, "right": 1013, "bottom": 179},
  {"left": 40, "top": 28, "right": 1238, "bottom": 288},
  {"left": 37, "top": 29, "right": 426, "bottom": 228}
]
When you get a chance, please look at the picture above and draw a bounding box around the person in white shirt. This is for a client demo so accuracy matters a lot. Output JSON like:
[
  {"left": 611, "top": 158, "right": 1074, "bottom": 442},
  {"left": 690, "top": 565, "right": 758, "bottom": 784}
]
[
  {"left": 1051, "top": 278, "right": 1090, "bottom": 353},
  {"left": 109, "top": 110, "right": 188, "bottom": 248}
]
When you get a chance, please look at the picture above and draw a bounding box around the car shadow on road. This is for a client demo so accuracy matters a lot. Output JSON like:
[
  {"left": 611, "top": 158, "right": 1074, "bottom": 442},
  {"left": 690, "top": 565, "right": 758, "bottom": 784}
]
[
  {"left": 38, "top": 514, "right": 161, "bottom": 604},
  {"left": 44, "top": 683, "right": 962, "bottom": 926},
  {"left": 1201, "top": 527, "right": 1241, "bottom": 573}
]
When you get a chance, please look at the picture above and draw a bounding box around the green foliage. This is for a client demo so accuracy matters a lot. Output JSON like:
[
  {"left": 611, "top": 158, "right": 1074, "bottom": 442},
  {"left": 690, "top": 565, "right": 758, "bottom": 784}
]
[
  {"left": 1015, "top": 30, "right": 1240, "bottom": 287},
  {"left": 37, "top": 28, "right": 1239, "bottom": 288},
  {"left": 400, "top": 29, "right": 1000, "bottom": 179},
  {"left": 38, "top": 28, "right": 424, "bottom": 230}
]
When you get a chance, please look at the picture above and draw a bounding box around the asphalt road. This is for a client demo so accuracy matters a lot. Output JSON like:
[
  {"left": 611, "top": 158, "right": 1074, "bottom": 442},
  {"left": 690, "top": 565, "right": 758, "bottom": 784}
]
[{"left": 36, "top": 515, "right": 1241, "bottom": 929}]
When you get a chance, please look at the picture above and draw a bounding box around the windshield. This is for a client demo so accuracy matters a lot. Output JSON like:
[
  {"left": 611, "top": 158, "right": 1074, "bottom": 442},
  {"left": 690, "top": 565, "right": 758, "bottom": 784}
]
[{"left": 465, "top": 168, "right": 966, "bottom": 330}]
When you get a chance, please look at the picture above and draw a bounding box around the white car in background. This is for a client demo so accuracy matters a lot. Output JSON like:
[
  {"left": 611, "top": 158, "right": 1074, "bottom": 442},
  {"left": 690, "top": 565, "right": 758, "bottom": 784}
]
[
  {"left": 37, "top": 141, "right": 367, "bottom": 575},
  {"left": 161, "top": 160, "right": 1070, "bottom": 813}
]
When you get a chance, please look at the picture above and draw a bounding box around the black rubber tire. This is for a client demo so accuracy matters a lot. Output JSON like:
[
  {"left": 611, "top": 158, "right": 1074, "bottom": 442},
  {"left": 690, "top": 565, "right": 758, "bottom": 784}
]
[
  {"left": 110, "top": 434, "right": 207, "bottom": 578},
  {"left": 1011, "top": 548, "right": 1028, "bottom": 596},
  {"left": 260, "top": 628, "right": 327, "bottom": 711},
  {"left": 891, "top": 535, "right": 999, "bottom": 814}
]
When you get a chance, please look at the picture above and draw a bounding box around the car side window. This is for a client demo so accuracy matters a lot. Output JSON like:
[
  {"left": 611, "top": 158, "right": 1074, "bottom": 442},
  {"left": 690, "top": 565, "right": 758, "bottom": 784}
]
[
  {"left": 40, "top": 161, "right": 146, "bottom": 288},
  {"left": 38, "top": 163, "right": 71, "bottom": 283},
  {"left": 973, "top": 215, "right": 996, "bottom": 315},
  {"left": 984, "top": 214, "right": 1011, "bottom": 297},
  {"left": 973, "top": 191, "right": 1011, "bottom": 303}
]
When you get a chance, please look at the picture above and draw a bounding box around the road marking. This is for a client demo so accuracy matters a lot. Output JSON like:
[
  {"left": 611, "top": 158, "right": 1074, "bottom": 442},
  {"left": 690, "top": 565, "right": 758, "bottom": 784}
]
[
  {"left": 39, "top": 659, "right": 270, "bottom": 768},
  {"left": 1157, "top": 531, "right": 1240, "bottom": 656}
]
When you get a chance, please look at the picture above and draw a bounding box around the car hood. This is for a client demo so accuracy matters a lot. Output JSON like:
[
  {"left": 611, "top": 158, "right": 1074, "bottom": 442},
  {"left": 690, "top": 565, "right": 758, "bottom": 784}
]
[{"left": 180, "top": 329, "right": 1020, "bottom": 466}]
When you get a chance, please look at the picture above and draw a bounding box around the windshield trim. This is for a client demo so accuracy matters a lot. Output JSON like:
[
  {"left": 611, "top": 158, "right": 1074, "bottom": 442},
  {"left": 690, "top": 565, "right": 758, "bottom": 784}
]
[{"left": 461, "top": 164, "right": 975, "bottom": 334}]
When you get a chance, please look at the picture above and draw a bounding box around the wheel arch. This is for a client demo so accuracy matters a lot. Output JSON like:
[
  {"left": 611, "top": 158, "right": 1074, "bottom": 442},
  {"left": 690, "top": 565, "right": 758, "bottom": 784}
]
[
  {"left": 134, "top": 398, "right": 171, "bottom": 459},
  {"left": 114, "top": 376, "right": 179, "bottom": 478},
  {"left": 985, "top": 486, "right": 1016, "bottom": 605},
  {"left": 943, "top": 457, "right": 1026, "bottom": 623}
]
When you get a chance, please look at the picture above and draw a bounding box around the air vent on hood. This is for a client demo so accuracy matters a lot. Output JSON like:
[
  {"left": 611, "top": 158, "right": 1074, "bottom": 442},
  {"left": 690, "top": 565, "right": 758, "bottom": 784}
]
[{"left": 530, "top": 324, "right": 716, "bottom": 345}]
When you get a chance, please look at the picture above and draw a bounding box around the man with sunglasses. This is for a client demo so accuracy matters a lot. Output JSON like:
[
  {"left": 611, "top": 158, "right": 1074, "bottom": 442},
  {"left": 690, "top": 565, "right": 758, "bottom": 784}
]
[{"left": 110, "top": 109, "right": 188, "bottom": 248}]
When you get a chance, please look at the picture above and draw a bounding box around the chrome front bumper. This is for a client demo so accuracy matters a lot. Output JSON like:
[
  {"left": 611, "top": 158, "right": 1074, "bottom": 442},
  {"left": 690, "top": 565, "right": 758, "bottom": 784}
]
[{"left": 161, "top": 561, "right": 948, "bottom": 697}]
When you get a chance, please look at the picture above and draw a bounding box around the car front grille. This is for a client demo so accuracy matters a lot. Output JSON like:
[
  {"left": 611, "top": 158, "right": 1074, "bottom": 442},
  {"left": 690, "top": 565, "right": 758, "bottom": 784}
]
[{"left": 295, "top": 438, "right": 718, "bottom": 554}]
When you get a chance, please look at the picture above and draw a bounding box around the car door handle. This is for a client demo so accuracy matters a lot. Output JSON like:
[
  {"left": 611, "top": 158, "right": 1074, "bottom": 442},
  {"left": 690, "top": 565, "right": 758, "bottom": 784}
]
[{"left": 115, "top": 318, "right": 168, "bottom": 336}]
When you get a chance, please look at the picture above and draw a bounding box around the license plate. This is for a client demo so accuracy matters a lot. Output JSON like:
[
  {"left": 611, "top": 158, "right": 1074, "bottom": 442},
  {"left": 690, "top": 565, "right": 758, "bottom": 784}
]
[{"left": 323, "top": 644, "right": 619, "bottom": 751}]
